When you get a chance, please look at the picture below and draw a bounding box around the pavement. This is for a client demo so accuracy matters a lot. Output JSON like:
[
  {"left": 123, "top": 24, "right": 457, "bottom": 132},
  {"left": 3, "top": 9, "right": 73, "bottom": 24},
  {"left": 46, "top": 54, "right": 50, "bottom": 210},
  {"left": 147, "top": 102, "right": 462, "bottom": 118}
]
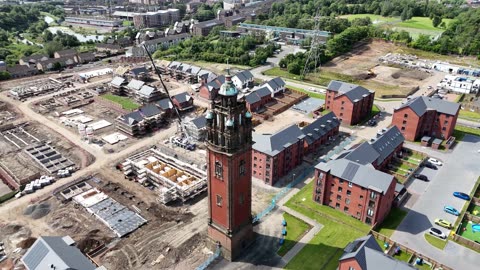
[{"left": 391, "top": 135, "right": 480, "bottom": 270}]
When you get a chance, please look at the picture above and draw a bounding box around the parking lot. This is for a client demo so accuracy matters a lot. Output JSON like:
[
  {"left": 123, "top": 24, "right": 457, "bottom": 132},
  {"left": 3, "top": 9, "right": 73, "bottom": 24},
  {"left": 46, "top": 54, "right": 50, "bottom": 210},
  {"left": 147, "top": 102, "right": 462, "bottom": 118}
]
[{"left": 392, "top": 135, "right": 480, "bottom": 270}]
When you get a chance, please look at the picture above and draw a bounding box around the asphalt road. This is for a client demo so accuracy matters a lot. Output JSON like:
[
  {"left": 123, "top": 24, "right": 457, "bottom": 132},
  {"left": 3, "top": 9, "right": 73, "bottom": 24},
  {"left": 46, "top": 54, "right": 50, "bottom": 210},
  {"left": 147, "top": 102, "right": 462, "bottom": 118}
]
[{"left": 392, "top": 135, "right": 480, "bottom": 269}]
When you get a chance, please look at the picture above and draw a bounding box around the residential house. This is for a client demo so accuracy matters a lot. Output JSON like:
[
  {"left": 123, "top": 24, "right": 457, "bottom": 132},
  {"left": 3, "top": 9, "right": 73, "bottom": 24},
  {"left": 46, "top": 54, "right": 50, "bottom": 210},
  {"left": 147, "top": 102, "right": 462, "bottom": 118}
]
[
  {"left": 6, "top": 65, "right": 38, "bottom": 78},
  {"left": 198, "top": 75, "right": 225, "bottom": 100},
  {"left": 36, "top": 57, "right": 76, "bottom": 71},
  {"left": 301, "top": 112, "right": 341, "bottom": 154},
  {"left": 155, "top": 98, "right": 174, "bottom": 117},
  {"left": 264, "top": 77, "right": 286, "bottom": 96},
  {"left": 184, "top": 115, "right": 207, "bottom": 141},
  {"left": 126, "top": 79, "right": 145, "bottom": 94},
  {"left": 21, "top": 236, "right": 98, "bottom": 270},
  {"left": 191, "top": 19, "right": 225, "bottom": 36},
  {"left": 313, "top": 158, "right": 396, "bottom": 226},
  {"left": 109, "top": 76, "right": 127, "bottom": 95},
  {"left": 54, "top": 49, "right": 78, "bottom": 59},
  {"left": 245, "top": 86, "right": 273, "bottom": 112},
  {"left": 172, "top": 92, "right": 194, "bottom": 111},
  {"left": 342, "top": 126, "right": 405, "bottom": 172},
  {"left": 75, "top": 52, "right": 96, "bottom": 64},
  {"left": 116, "top": 103, "right": 167, "bottom": 136},
  {"left": 252, "top": 112, "right": 340, "bottom": 185},
  {"left": 197, "top": 69, "right": 217, "bottom": 83},
  {"left": 325, "top": 80, "right": 375, "bottom": 125},
  {"left": 392, "top": 96, "right": 460, "bottom": 141},
  {"left": 339, "top": 235, "right": 416, "bottom": 270},
  {"left": 128, "top": 66, "right": 149, "bottom": 80},
  {"left": 232, "top": 70, "right": 254, "bottom": 90},
  {"left": 135, "top": 85, "right": 163, "bottom": 104},
  {"left": 19, "top": 54, "right": 49, "bottom": 66}
]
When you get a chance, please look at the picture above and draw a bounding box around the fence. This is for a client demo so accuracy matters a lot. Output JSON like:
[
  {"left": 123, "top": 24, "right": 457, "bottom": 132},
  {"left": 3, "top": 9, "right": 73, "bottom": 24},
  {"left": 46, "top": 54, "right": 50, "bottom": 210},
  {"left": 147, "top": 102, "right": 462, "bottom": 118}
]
[
  {"left": 452, "top": 234, "right": 480, "bottom": 251},
  {"left": 371, "top": 231, "right": 454, "bottom": 270}
]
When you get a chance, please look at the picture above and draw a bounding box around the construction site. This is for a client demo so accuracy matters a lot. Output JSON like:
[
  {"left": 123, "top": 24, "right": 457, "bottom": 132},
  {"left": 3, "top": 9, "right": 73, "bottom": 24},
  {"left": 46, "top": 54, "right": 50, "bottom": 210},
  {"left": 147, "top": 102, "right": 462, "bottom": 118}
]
[
  {"left": 7, "top": 77, "right": 73, "bottom": 100},
  {"left": 322, "top": 40, "right": 444, "bottom": 98},
  {"left": 0, "top": 119, "right": 93, "bottom": 190}
]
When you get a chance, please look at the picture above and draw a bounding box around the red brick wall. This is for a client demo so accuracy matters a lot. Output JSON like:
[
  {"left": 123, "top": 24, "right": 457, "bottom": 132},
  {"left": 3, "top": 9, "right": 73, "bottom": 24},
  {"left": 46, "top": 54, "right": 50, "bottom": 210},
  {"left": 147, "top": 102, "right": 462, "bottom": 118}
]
[
  {"left": 392, "top": 107, "right": 421, "bottom": 141},
  {"left": 325, "top": 90, "right": 374, "bottom": 125},
  {"left": 339, "top": 258, "right": 362, "bottom": 270},
  {"left": 313, "top": 167, "right": 395, "bottom": 225},
  {"left": 207, "top": 148, "right": 252, "bottom": 231},
  {"left": 393, "top": 106, "right": 459, "bottom": 141}
]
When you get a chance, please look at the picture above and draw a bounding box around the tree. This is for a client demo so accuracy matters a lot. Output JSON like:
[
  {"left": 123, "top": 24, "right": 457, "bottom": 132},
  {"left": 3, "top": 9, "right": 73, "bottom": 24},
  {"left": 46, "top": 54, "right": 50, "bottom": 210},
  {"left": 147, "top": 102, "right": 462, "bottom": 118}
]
[
  {"left": 401, "top": 9, "right": 408, "bottom": 21},
  {"left": 432, "top": 16, "right": 442, "bottom": 28},
  {"left": 0, "top": 71, "right": 10, "bottom": 81},
  {"left": 287, "top": 61, "right": 302, "bottom": 75},
  {"left": 44, "top": 41, "right": 63, "bottom": 57}
]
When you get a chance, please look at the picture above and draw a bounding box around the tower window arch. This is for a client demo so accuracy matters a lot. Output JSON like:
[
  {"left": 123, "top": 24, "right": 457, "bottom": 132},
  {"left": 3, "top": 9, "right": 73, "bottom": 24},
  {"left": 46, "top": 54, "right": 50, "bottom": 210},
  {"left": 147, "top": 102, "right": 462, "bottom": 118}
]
[
  {"left": 239, "top": 160, "right": 246, "bottom": 176},
  {"left": 215, "top": 161, "right": 223, "bottom": 179}
]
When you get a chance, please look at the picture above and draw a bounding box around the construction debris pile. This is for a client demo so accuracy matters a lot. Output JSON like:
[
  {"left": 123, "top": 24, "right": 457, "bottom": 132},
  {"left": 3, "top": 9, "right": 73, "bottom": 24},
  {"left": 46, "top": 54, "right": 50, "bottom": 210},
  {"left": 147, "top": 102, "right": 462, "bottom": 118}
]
[{"left": 9, "top": 78, "right": 65, "bottom": 99}]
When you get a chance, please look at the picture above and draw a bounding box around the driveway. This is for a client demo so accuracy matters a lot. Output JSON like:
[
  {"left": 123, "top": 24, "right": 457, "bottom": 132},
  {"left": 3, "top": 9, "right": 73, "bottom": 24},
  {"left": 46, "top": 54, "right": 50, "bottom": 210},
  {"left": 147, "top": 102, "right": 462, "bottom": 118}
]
[{"left": 391, "top": 135, "right": 480, "bottom": 269}]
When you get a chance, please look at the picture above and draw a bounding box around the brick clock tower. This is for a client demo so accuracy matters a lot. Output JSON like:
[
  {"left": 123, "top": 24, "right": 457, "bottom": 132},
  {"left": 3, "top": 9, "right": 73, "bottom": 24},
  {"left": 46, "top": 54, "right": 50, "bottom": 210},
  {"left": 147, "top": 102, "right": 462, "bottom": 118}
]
[{"left": 205, "top": 71, "right": 254, "bottom": 261}]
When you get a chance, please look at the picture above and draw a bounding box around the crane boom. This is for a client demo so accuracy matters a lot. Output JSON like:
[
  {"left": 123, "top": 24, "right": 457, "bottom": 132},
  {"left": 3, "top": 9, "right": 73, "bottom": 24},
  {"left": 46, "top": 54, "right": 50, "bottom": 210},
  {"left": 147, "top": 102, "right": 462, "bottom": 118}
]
[{"left": 142, "top": 44, "right": 183, "bottom": 124}]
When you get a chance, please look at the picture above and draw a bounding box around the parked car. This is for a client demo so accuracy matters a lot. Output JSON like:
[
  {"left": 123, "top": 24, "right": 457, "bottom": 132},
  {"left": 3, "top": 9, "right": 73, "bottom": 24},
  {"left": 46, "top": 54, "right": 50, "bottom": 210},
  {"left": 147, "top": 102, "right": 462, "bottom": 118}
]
[
  {"left": 444, "top": 205, "right": 460, "bottom": 216},
  {"left": 414, "top": 174, "right": 429, "bottom": 181},
  {"left": 429, "top": 227, "right": 447, "bottom": 239},
  {"left": 427, "top": 158, "right": 443, "bottom": 166},
  {"left": 434, "top": 218, "right": 452, "bottom": 229},
  {"left": 367, "top": 119, "right": 377, "bottom": 126},
  {"left": 453, "top": 192, "right": 470, "bottom": 201},
  {"left": 421, "top": 161, "right": 438, "bottom": 170}
]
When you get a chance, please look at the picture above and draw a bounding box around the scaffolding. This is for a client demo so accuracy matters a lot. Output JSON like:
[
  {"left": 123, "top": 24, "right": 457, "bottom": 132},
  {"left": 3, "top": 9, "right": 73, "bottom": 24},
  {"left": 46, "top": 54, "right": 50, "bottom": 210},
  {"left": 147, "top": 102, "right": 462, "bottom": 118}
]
[{"left": 122, "top": 148, "right": 207, "bottom": 204}]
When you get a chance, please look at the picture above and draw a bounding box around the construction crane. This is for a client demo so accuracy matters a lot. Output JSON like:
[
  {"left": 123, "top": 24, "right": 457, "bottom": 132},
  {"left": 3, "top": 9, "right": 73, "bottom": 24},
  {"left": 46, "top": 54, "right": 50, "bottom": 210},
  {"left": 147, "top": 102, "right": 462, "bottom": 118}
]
[{"left": 142, "top": 44, "right": 196, "bottom": 151}]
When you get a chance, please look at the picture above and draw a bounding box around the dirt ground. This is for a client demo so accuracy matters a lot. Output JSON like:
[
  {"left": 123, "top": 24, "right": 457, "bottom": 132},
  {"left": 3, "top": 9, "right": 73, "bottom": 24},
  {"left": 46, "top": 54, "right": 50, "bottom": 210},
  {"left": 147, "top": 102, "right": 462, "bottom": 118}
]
[
  {"left": 0, "top": 120, "right": 94, "bottom": 183},
  {"left": 322, "top": 40, "right": 442, "bottom": 97}
]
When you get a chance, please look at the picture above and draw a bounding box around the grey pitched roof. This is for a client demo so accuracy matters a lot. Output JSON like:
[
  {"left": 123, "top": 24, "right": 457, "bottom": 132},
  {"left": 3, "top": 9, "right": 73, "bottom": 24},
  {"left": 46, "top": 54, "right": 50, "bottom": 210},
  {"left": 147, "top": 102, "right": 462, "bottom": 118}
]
[
  {"left": 255, "top": 86, "right": 272, "bottom": 98},
  {"left": 121, "top": 111, "right": 144, "bottom": 125},
  {"left": 327, "top": 80, "right": 373, "bottom": 102},
  {"left": 168, "top": 61, "right": 181, "bottom": 69},
  {"left": 216, "top": 75, "right": 226, "bottom": 84},
  {"left": 235, "top": 70, "right": 254, "bottom": 83},
  {"left": 156, "top": 98, "right": 173, "bottom": 110},
  {"left": 22, "top": 236, "right": 96, "bottom": 270},
  {"left": 370, "top": 126, "right": 404, "bottom": 165},
  {"left": 266, "top": 77, "right": 285, "bottom": 90},
  {"left": 344, "top": 126, "right": 404, "bottom": 166},
  {"left": 189, "top": 65, "right": 201, "bottom": 75},
  {"left": 127, "top": 79, "right": 145, "bottom": 90},
  {"left": 396, "top": 96, "right": 460, "bottom": 116},
  {"left": 245, "top": 91, "right": 261, "bottom": 104},
  {"left": 130, "top": 66, "right": 148, "bottom": 76},
  {"left": 315, "top": 159, "right": 393, "bottom": 194},
  {"left": 173, "top": 92, "right": 192, "bottom": 103},
  {"left": 252, "top": 124, "right": 305, "bottom": 156},
  {"left": 191, "top": 115, "right": 207, "bottom": 129},
  {"left": 138, "top": 85, "right": 156, "bottom": 96},
  {"left": 340, "top": 235, "right": 415, "bottom": 270},
  {"left": 301, "top": 112, "right": 340, "bottom": 145},
  {"left": 110, "top": 76, "right": 126, "bottom": 87},
  {"left": 143, "top": 33, "right": 190, "bottom": 45},
  {"left": 140, "top": 104, "right": 162, "bottom": 117}
]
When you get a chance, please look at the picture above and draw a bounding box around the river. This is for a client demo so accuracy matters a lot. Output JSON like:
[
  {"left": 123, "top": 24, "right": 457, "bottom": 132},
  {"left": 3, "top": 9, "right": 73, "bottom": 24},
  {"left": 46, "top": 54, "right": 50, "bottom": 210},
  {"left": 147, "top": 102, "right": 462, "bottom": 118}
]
[{"left": 47, "top": 26, "right": 105, "bottom": 43}]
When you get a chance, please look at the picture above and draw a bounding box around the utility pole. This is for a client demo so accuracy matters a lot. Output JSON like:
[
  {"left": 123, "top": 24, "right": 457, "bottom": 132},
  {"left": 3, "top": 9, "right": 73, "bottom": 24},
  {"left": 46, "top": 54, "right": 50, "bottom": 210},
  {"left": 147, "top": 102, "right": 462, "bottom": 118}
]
[{"left": 302, "top": 11, "right": 323, "bottom": 78}]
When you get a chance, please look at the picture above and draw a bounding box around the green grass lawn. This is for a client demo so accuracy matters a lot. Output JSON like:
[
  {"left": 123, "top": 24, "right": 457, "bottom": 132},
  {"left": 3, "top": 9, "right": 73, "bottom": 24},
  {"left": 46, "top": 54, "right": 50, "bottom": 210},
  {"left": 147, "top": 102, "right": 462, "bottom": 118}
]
[
  {"left": 459, "top": 110, "right": 480, "bottom": 122},
  {"left": 424, "top": 233, "right": 448, "bottom": 250},
  {"left": 284, "top": 181, "right": 371, "bottom": 270},
  {"left": 277, "top": 212, "right": 312, "bottom": 256},
  {"left": 453, "top": 125, "right": 480, "bottom": 141},
  {"left": 467, "top": 204, "right": 480, "bottom": 216},
  {"left": 376, "top": 208, "right": 408, "bottom": 238},
  {"left": 392, "top": 249, "right": 412, "bottom": 263},
  {"left": 101, "top": 94, "right": 140, "bottom": 110},
  {"left": 340, "top": 14, "right": 399, "bottom": 24},
  {"left": 286, "top": 84, "right": 325, "bottom": 99},
  {"left": 459, "top": 221, "right": 480, "bottom": 242},
  {"left": 396, "top": 17, "right": 453, "bottom": 31}
]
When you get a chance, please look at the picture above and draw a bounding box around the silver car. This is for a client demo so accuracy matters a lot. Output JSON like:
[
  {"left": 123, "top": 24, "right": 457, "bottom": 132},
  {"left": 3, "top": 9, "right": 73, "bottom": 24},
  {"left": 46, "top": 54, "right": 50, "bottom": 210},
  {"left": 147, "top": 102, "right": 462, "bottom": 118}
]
[{"left": 429, "top": 227, "right": 446, "bottom": 239}]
